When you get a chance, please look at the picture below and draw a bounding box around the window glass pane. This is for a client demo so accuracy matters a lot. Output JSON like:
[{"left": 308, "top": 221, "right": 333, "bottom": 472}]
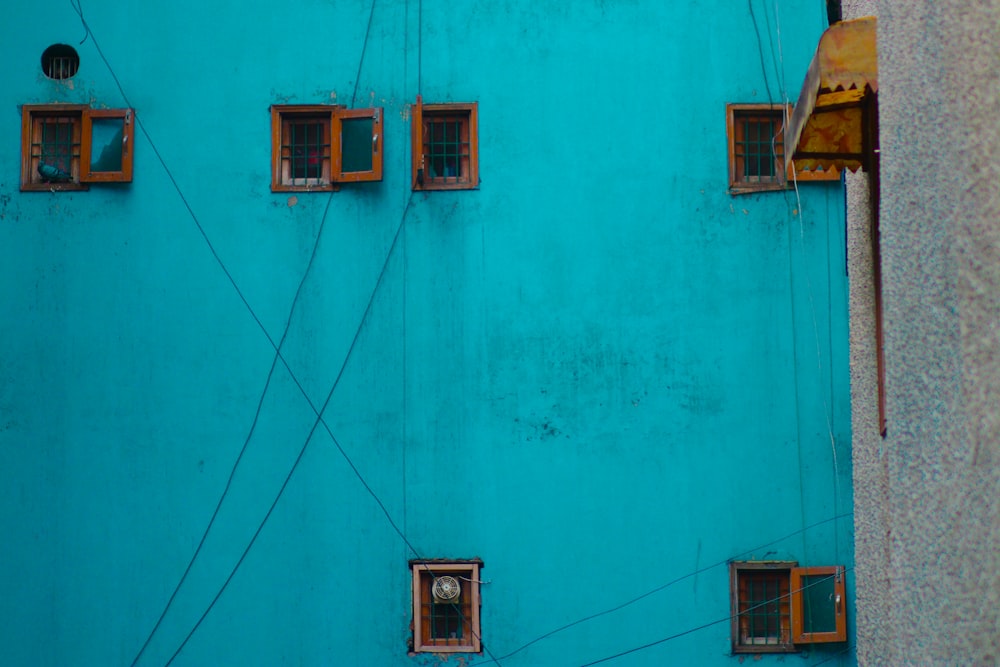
[
  {"left": 89, "top": 118, "right": 124, "bottom": 172},
  {"left": 341, "top": 117, "right": 373, "bottom": 173},
  {"left": 801, "top": 574, "right": 837, "bottom": 634}
]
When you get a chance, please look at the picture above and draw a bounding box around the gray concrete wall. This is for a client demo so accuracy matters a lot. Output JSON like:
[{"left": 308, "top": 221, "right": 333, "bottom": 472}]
[{"left": 844, "top": 0, "right": 1000, "bottom": 663}]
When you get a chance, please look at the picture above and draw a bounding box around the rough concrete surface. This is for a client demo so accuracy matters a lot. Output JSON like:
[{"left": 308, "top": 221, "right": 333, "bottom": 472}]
[{"left": 845, "top": 0, "right": 1000, "bottom": 664}]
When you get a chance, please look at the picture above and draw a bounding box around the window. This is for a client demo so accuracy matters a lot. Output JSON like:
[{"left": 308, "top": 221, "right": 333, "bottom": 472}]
[
  {"left": 20, "top": 104, "right": 134, "bottom": 191},
  {"left": 410, "top": 560, "right": 482, "bottom": 654},
  {"left": 411, "top": 96, "right": 479, "bottom": 190},
  {"left": 727, "top": 103, "right": 839, "bottom": 194},
  {"left": 727, "top": 104, "right": 788, "bottom": 193},
  {"left": 730, "top": 562, "right": 847, "bottom": 654},
  {"left": 270, "top": 105, "right": 382, "bottom": 192}
]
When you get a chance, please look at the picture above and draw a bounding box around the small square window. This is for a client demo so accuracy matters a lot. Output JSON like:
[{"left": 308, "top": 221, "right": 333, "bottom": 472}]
[
  {"left": 730, "top": 562, "right": 795, "bottom": 653},
  {"left": 410, "top": 560, "right": 482, "bottom": 654},
  {"left": 727, "top": 104, "right": 789, "bottom": 193},
  {"left": 271, "top": 105, "right": 383, "bottom": 192},
  {"left": 727, "top": 103, "right": 839, "bottom": 194},
  {"left": 730, "top": 562, "right": 847, "bottom": 654},
  {"left": 411, "top": 96, "right": 479, "bottom": 190},
  {"left": 21, "top": 104, "right": 134, "bottom": 191}
]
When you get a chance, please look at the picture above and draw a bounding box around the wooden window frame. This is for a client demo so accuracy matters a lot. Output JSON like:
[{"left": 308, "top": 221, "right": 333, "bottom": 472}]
[
  {"left": 411, "top": 96, "right": 479, "bottom": 191},
  {"left": 80, "top": 108, "right": 134, "bottom": 183},
  {"left": 333, "top": 107, "right": 383, "bottom": 183},
  {"left": 410, "top": 560, "right": 482, "bottom": 654},
  {"left": 726, "top": 103, "right": 839, "bottom": 195},
  {"left": 730, "top": 561, "right": 796, "bottom": 653},
  {"left": 21, "top": 104, "right": 135, "bottom": 191},
  {"left": 731, "top": 562, "right": 848, "bottom": 654},
  {"left": 270, "top": 104, "right": 383, "bottom": 192},
  {"left": 790, "top": 565, "right": 848, "bottom": 644}
]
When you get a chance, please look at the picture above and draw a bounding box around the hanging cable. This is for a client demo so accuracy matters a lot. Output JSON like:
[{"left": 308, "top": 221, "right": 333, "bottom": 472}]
[
  {"left": 468, "top": 512, "right": 852, "bottom": 666},
  {"left": 63, "top": 2, "right": 450, "bottom": 664},
  {"left": 128, "top": 192, "right": 337, "bottom": 667},
  {"left": 574, "top": 568, "right": 854, "bottom": 667}
]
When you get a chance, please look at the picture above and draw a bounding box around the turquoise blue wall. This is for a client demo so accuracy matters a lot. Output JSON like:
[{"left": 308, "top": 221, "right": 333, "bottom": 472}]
[{"left": 0, "top": 1, "right": 853, "bottom": 665}]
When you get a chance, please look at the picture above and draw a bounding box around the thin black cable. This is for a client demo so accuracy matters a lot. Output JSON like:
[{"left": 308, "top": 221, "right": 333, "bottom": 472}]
[
  {"left": 128, "top": 192, "right": 336, "bottom": 667},
  {"left": 809, "top": 644, "right": 855, "bottom": 666},
  {"left": 761, "top": 0, "right": 787, "bottom": 102},
  {"left": 163, "top": 194, "right": 414, "bottom": 666},
  {"left": 468, "top": 512, "right": 852, "bottom": 666},
  {"left": 65, "top": 2, "right": 417, "bottom": 663},
  {"left": 575, "top": 568, "right": 853, "bottom": 667},
  {"left": 162, "top": 200, "right": 507, "bottom": 667},
  {"left": 350, "top": 0, "right": 377, "bottom": 108},
  {"left": 748, "top": 0, "right": 775, "bottom": 106}
]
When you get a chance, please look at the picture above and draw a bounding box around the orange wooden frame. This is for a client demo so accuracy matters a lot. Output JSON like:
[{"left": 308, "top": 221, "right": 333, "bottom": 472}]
[
  {"left": 411, "top": 96, "right": 479, "bottom": 191},
  {"left": 21, "top": 104, "right": 87, "bottom": 192},
  {"left": 410, "top": 560, "right": 481, "bottom": 654},
  {"left": 21, "top": 105, "right": 136, "bottom": 191},
  {"left": 790, "top": 565, "right": 847, "bottom": 644},
  {"left": 80, "top": 108, "right": 134, "bottom": 183},
  {"left": 727, "top": 103, "right": 839, "bottom": 195},
  {"left": 271, "top": 104, "right": 384, "bottom": 192},
  {"left": 730, "top": 561, "right": 797, "bottom": 654},
  {"left": 271, "top": 105, "right": 338, "bottom": 192},
  {"left": 333, "top": 107, "right": 383, "bottom": 183}
]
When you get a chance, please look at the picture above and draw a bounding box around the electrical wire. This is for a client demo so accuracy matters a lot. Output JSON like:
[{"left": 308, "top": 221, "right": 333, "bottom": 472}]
[
  {"left": 468, "top": 512, "right": 852, "bottom": 666},
  {"left": 351, "top": 0, "right": 378, "bottom": 108},
  {"left": 128, "top": 188, "right": 337, "bottom": 667},
  {"left": 64, "top": 2, "right": 454, "bottom": 664},
  {"left": 747, "top": 0, "right": 775, "bottom": 105},
  {"left": 810, "top": 644, "right": 856, "bottom": 666},
  {"left": 160, "top": 194, "right": 410, "bottom": 663},
  {"left": 574, "top": 568, "right": 854, "bottom": 667}
]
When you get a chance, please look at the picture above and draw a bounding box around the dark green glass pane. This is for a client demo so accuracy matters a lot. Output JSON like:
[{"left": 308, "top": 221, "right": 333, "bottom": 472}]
[
  {"left": 341, "top": 118, "right": 373, "bottom": 173},
  {"left": 801, "top": 575, "right": 837, "bottom": 633},
  {"left": 90, "top": 118, "right": 124, "bottom": 172}
]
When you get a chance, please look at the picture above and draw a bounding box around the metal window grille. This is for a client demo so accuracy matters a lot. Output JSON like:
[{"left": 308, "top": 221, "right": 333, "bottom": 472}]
[
  {"left": 420, "top": 574, "right": 472, "bottom": 647},
  {"left": 281, "top": 119, "right": 330, "bottom": 184},
  {"left": 738, "top": 571, "right": 791, "bottom": 646},
  {"left": 735, "top": 114, "right": 784, "bottom": 183},
  {"left": 424, "top": 116, "right": 470, "bottom": 183},
  {"left": 41, "top": 45, "right": 80, "bottom": 80},
  {"left": 46, "top": 56, "right": 79, "bottom": 80},
  {"left": 424, "top": 599, "right": 470, "bottom": 642},
  {"left": 32, "top": 116, "right": 80, "bottom": 182}
]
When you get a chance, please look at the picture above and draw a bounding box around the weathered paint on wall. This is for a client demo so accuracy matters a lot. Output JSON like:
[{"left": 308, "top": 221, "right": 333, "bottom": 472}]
[{"left": 0, "top": 2, "right": 852, "bottom": 665}]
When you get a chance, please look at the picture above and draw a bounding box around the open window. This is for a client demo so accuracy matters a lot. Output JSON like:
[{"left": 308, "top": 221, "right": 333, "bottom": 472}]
[
  {"left": 411, "top": 96, "right": 479, "bottom": 191},
  {"left": 271, "top": 105, "right": 382, "bottom": 192},
  {"left": 410, "top": 560, "right": 482, "bottom": 654},
  {"left": 730, "top": 562, "right": 847, "bottom": 653},
  {"left": 21, "top": 104, "right": 134, "bottom": 191},
  {"left": 790, "top": 566, "right": 848, "bottom": 644}
]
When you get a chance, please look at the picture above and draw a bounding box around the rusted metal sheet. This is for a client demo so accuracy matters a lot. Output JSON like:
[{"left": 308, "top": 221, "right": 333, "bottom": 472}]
[{"left": 786, "top": 16, "right": 877, "bottom": 173}]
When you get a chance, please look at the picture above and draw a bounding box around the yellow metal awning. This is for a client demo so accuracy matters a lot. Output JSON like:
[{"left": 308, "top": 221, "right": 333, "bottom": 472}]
[{"left": 786, "top": 16, "right": 878, "bottom": 173}]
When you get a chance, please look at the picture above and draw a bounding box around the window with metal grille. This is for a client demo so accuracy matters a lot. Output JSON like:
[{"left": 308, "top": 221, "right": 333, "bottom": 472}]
[
  {"left": 411, "top": 97, "right": 479, "bottom": 190},
  {"left": 20, "top": 104, "right": 134, "bottom": 191},
  {"left": 727, "top": 104, "right": 788, "bottom": 192},
  {"left": 41, "top": 44, "right": 80, "bottom": 80},
  {"left": 730, "top": 562, "right": 848, "bottom": 653},
  {"left": 410, "top": 560, "right": 482, "bottom": 654},
  {"left": 732, "top": 563, "right": 794, "bottom": 652},
  {"left": 727, "top": 103, "right": 839, "bottom": 193},
  {"left": 271, "top": 105, "right": 382, "bottom": 192}
]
